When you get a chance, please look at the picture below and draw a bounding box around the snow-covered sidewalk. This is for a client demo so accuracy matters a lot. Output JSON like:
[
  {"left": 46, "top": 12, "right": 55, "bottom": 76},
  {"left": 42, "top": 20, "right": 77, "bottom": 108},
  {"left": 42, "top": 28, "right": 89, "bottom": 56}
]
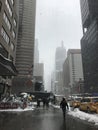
[
  {"left": 51, "top": 104, "right": 60, "bottom": 109},
  {"left": 52, "top": 104, "right": 98, "bottom": 126},
  {"left": 68, "top": 108, "right": 98, "bottom": 126},
  {"left": 0, "top": 106, "right": 35, "bottom": 112}
]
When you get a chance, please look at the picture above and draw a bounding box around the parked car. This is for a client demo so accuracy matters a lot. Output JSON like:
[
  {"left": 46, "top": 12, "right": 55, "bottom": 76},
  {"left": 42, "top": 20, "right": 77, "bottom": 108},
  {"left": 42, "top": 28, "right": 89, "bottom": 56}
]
[
  {"left": 79, "top": 97, "right": 98, "bottom": 113},
  {"left": 70, "top": 97, "right": 82, "bottom": 108}
]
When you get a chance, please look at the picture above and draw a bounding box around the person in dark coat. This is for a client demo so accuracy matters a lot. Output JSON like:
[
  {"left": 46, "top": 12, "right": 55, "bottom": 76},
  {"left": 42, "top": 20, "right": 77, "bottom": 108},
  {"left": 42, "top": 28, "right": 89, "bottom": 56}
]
[
  {"left": 46, "top": 98, "right": 49, "bottom": 108},
  {"left": 42, "top": 98, "right": 46, "bottom": 108},
  {"left": 60, "top": 97, "right": 69, "bottom": 120},
  {"left": 37, "top": 99, "right": 41, "bottom": 107}
]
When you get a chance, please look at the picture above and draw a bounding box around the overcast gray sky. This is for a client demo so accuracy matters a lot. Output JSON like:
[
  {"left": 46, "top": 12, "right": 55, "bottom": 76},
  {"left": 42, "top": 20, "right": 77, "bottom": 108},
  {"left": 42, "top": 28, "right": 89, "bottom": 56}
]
[{"left": 35, "top": 0, "right": 83, "bottom": 91}]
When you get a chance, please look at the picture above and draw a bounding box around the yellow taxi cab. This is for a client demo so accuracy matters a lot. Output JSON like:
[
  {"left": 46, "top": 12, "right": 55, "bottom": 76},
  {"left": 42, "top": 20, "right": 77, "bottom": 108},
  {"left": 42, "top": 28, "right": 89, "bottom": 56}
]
[
  {"left": 79, "top": 97, "right": 98, "bottom": 113},
  {"left": 70, "top": 97, "right": 82, "bottom": 108}
]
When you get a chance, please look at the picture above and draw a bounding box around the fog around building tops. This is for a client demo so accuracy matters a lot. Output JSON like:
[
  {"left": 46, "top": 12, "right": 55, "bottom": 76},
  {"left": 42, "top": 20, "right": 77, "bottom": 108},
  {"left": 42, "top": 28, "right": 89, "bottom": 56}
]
[{"left": 35, "top": 0, "right": 83, "bottom": 91}]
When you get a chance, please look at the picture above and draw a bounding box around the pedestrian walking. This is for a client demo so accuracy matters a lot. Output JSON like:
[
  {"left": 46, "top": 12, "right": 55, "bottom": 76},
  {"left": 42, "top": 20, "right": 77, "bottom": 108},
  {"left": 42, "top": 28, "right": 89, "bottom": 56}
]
[
  {"left": 42, "top": 98, "right": 46, "bottom": 108},
  {"left": 46, "top": 98, "right": 49, "bottom": 108},
  {"left": 37, "top": 98, "right": 41, "bottom": 107},
  {"left": 60, "top": 97, "right": 69, "bottom": 120}
]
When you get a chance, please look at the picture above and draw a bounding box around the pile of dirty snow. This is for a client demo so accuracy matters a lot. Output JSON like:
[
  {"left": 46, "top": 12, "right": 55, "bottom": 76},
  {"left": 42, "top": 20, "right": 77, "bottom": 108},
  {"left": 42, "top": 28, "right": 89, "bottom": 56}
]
[
  {"left": 68, "top": 108, "right": 98, "bottom": 125},
  {"left": 0, "top": 106, "right": 35, "bottom": 112}
]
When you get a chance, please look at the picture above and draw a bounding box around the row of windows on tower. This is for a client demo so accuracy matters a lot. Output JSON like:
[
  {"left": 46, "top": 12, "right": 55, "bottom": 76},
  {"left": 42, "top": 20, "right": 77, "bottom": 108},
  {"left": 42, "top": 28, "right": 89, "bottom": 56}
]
[
  {"left": 3, "top": 12, "right": 17, "bottom": 30},
  {"left": 5, "top": 0, "right": 15, "bottom": 17},
  {"left": 1, "top": 27, "right": 15, "bottom": 51},
  {"left": 0, "top": 0, "right": 17, "bottom": 52}
]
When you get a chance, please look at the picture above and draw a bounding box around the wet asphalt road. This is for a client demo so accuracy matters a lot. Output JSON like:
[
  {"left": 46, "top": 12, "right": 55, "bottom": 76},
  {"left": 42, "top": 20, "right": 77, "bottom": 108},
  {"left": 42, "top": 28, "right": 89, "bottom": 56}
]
[{"left": 0, "top": 106, "right": 98, "bottom": 130}]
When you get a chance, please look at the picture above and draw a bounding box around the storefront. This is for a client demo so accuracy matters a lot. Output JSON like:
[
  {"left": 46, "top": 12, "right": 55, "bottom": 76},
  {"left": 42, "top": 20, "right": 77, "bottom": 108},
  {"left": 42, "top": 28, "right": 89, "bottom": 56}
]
[{"left": 0, "top": 54, "right": 18, "bottom": 98}]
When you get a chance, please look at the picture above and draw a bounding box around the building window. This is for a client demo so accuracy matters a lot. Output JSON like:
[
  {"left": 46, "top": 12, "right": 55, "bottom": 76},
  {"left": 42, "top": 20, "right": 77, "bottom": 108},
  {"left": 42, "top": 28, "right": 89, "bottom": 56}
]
[
  {"left": 10, "top": 42, "right": 15, "bottom": 51},
  {"left": 11, "top": 0, "right": 14, "bottom": 5},
  {"left": 0, "top": 2, "right": 2, "bottom": 11},
  {"left": 5, "top": 0, "right": 12, "bottom": 17},
  {"left": 3, "top": 12, "right": 11, "bottom": 30},
  {"left": 0, "top": 43, "right": 8, "bottom": 57},
  {"left": 12, "top": 30, "right": 15, "bottom": 39},
  {"left": 13, "top": 18, "right": 17, "bottom": 27},
  {"left": 1, "top": 27, "right": 10, "bottom": 44}
]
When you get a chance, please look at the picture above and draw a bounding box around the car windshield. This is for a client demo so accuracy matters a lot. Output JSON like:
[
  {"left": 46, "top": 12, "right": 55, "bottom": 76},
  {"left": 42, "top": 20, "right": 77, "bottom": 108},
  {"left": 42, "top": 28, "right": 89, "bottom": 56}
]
[
  {"left": 92, "top": 98, "right": 98, "bottom": 103},
  {"left": 81, "top": 98, "right": 90, "bottom": 102},
  {"left": 75, "top": 98, "right": 81, "bottom": 101}
]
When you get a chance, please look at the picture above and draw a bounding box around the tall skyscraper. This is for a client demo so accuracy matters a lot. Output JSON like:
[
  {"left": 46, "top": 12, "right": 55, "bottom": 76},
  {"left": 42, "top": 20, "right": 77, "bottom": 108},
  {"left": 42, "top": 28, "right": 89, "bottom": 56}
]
[
  {"left": 0, "top": 0, "right": 18, "bottom": 95},
  {"left": 12, "top": 0, "right": 36, "bottom": 93},
  {"left": 33, "top": 39, "right": 44, "bottom": 91},
  {"left": 0, "top": 0, "right": 18, "bottom": 63},
  {"left": 15, "top": 0, "right": 36, "bottom": 77},
  {"left": 55, "top": 42, "right": 66, "bottom": 94},
  {"left": 80, "top": 0, "right": 98, "bottom": 93},
  {"left": 33, "top": 63, "right": 44, "bottom": 91},
  {"left": 55, "top": 42, "right": 66, "bottom": 72},
  {"left": 63, "top": 49, "right": 84, "bottom": 96}
]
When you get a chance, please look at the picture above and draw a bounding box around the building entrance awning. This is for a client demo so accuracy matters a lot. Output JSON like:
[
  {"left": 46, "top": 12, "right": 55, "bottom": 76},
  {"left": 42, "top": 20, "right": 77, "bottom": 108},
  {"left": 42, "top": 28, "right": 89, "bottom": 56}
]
[{"left": 0, "top": 54, "right": 18, "bottom": 76}]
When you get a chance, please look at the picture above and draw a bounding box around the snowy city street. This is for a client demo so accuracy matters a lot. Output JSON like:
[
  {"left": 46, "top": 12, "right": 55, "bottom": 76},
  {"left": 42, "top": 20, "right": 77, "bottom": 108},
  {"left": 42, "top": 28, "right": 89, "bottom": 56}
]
[
  {"left": 0, "top": 0, "right": 98, "bottom": 129},
  {"left": 0, "top": 104, "right": 98, "bottom": 130}
]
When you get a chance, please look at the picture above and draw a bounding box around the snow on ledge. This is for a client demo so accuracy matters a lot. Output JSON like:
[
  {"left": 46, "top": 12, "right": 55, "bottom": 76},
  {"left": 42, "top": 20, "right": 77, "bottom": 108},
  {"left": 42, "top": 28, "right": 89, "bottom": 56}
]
[{"left": 68, "top": 108, "right": 98, "bottom": 126}]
